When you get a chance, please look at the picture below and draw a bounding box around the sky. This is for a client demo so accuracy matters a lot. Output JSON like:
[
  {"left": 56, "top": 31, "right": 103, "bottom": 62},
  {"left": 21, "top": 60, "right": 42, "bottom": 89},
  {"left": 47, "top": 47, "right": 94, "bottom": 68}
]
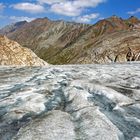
[{"left": 0, "top": 0, "right": 140, "bottom": 28}]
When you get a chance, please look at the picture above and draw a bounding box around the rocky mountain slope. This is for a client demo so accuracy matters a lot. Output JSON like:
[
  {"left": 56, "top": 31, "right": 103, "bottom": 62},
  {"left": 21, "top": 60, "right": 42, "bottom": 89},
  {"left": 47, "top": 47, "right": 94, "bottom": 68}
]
[
  {"left": 0, "top": 35, "right": 48, "bottom": 66},
  {"left": 0, "top": 21, "right": 27, "bottom": 35},
  {"left": 0, "top": 16, "right": 140, "bottom": 64},
  {"left": 0, "top": 62, "right": 140, "bottom": 140},
  {"left": 54, "top": 29, "right": 140, "bottom": 64}
]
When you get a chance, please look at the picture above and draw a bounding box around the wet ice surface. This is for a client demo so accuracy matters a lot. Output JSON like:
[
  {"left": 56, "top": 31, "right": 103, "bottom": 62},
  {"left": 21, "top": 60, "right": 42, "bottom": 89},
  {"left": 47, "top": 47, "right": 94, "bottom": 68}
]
[{"left": 0, "top": 62, "right": 140, "bottom": 140}]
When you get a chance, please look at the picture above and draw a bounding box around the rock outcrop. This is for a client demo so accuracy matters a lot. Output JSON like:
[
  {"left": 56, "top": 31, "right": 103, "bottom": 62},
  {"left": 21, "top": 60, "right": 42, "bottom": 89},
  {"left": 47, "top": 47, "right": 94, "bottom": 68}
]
[
  {"left": 0, "top": 35, "right": 48, "bottom": 66},
  {"left": 0, "top": 63, "right": 140, "bottom": 140},
  {"left": 1, "top": 16, "right": 140, "bottom": 65}
]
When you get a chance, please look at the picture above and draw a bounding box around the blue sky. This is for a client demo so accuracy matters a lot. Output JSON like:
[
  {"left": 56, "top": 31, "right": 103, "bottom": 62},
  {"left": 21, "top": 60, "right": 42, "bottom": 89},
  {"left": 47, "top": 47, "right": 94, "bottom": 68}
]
[{"left": 0, "top": 0, "right": 140, "bottom": 28}]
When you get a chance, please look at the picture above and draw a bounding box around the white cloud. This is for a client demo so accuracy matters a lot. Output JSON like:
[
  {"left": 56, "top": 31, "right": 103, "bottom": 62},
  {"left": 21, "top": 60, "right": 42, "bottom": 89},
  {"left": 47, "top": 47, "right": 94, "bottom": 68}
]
[
  {"left": 73, "top": 0, "right": 106, "bottom": 8},
  {"left": 0, "top": 3, "right": 5, "bottom": 11},
  {"left": 39, "top": 0, "right": 105, "bottom": 17},
  {"left": 127, "top": 8, "right": 140, "bottom": 15},
  {"left": 51, "top": 1, "right": 82, "bottom": 16},
  {"left": 10, "top": 16, "right": 35, "bottom": 22},
  {"left": 10, "top": 0, "right": 105, "bottom": 17},
  {"left": 38, "top": 0, "right": 65, "bottom": 4},
  {"left": 11, "top": 3, "right": 45, "bottom": 13},
  {"left": 73, "top": 13, "right": 100, "bottom": 23}
]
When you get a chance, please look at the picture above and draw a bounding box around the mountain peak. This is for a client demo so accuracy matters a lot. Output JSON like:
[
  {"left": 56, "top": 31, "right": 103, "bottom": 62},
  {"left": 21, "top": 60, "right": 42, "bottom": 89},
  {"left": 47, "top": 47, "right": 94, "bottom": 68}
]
[
  {"left": 106, "top": 15, "right": 123, "bottom": 22},
  {"left": 129, "top": 16, "right": 138, "bottom": 20},
  {"left": 14, "top": 20, "right": 28, "bottom": 26},
  {"left": 0, "top": 20, "right": 27, "bottom": 35},
  {"left": 126, "top": 16, "right": 140, "bottom": 25},
  {"left": 110, "top": 15, "right": 120, "bottom": 18},
  {"left": 128, "top": 16, "right": 139, "bottom": 22},
  {"left": 31, "top": 17, "right": 51, "bottom": 23}
]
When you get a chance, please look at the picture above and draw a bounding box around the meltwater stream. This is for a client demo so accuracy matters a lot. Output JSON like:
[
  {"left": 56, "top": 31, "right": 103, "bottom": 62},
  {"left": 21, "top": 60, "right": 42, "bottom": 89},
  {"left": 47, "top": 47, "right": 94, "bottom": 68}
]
[{"left": 0, "top": 63, "right": 140, "bottom": 140}]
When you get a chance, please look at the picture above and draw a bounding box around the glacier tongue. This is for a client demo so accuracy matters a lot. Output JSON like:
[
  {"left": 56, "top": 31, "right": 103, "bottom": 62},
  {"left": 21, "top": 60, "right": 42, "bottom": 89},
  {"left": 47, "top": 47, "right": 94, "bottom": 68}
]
[{"left": 0, "top": 63, "right": 140, "bottom": 140}]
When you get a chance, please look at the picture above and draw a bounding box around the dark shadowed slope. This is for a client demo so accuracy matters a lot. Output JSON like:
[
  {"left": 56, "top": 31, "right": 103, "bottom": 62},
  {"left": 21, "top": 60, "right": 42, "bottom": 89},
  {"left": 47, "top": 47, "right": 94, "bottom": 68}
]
[{"left": 0, "top": 21, "right": 27, "bottom": 35}]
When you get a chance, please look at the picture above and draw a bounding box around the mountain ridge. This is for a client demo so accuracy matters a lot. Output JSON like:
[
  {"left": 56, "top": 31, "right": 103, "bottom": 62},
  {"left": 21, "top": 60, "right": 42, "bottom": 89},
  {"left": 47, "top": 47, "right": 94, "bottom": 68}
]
[{"left": 0, "top": 16, "right": 140, "bottom": 64}]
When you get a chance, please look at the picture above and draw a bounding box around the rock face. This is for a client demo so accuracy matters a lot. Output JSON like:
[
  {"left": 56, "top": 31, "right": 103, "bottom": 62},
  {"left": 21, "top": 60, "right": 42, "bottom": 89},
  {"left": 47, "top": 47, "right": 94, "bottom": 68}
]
[
  {"left": 0, "top": 21, "right": 27, "bottom": 35},
  {"left": 0, "top": 35, "right": 48, "bottom": 66},
  {"left": 65, "top": 30, "right": 140, "bottom": 64},
  {"left": 0, "top": 63, "right": 140, "bottom": 140},
  {"left": 0, "top": 16, "right": 140, "bottom": 65}
]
